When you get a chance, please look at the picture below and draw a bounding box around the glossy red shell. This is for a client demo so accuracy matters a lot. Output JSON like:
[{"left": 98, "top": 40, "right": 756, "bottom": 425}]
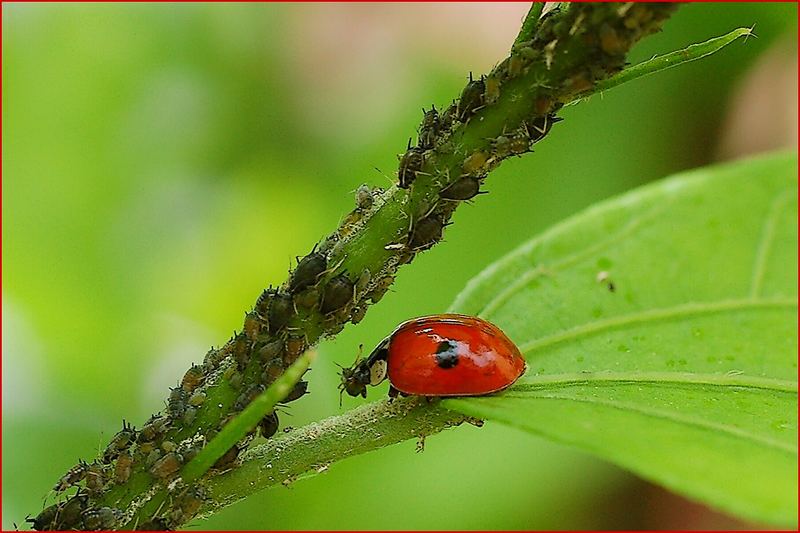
[{"left": 386, "top": 314, "right": 526, "bottom": 396}]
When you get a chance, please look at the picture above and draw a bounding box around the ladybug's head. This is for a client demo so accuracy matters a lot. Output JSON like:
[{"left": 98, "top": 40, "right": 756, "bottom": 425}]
[{"left": 338, "top": 339, "right": 390, "bottom": 403}]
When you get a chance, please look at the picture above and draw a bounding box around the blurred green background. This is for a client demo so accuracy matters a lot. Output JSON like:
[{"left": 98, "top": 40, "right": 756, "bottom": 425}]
[{"left": 3, "top": 3, "right": 797, "bottom": 530}]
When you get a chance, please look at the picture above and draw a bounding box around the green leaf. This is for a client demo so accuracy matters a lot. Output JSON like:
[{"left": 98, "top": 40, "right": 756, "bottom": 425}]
[{"left": 445, "top": 151, "right": 798, "bottom": 526}]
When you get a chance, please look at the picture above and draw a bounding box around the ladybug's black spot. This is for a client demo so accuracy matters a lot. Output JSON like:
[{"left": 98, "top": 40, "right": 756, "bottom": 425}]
[{"left": 435, "top": 340, "right": 459, "bottom": 369}]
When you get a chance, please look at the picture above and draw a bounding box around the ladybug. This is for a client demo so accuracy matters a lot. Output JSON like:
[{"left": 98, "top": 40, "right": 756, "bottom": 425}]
[{"left": 340, "top": 314, "right": 525, "bottom": 399}]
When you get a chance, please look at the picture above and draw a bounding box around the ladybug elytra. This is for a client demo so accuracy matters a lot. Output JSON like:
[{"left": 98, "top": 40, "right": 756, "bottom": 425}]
[{"left": 340, "top": 314, "right": 525, "bottom": 400}]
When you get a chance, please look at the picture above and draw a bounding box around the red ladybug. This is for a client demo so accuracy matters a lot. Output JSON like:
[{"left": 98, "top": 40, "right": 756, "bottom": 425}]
[{"left": 340, "top": 314, "right": 526, "bottom": 399}]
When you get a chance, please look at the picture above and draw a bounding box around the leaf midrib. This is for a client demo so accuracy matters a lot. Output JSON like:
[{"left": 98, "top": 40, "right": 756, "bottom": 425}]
[{"left": 484, "top": 392, "right": 797, "bottom": 455}]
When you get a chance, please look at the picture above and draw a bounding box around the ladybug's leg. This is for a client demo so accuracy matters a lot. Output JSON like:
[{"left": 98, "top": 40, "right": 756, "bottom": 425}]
[{"left": 387, "top": 385, "right": 400, "bottom": 402}]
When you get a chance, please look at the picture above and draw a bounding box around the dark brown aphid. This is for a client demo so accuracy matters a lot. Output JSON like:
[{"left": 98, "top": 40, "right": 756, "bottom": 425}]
[
  {"left": 56, "top": 493, "right": 88, "bottom": 530},
  {"left": 439, "top": 103, "right": 456, "bottom": 131},
  {"left": 138, "top": 415, "right": 170, "bottom": 444},
  {"left": 168, "top": 387, "right": 188, "bottom": 419},
  {"left": 101, "top": 419, "right": 136, "bottom": 464},
  {"left": 81, "top": 507, "right": 120, "bottom": 531},
  {"left": 418, "top": 106, "right": 439, "bottom": 149},
  {"left": 28, "top": 504, "right": 58, "bottom": 531},
  {"left": 350, "top": 305, "right": 367, "bottom": 325},
  {"left": 284, "top": 334, "right": 307, "bottom": 365},
  {"left": 289, "top": 249, "right": 328, "bottom": 293},
  {"left": 254, "top": 287, "right": 276, "bottom": 319},
  {"left": 136, "top": 518, "right": 170, "bottom": 531},
  {"left": 457, "top": 73, "right": 486, "bottom": 121},
  {"left": 398, "top": 139, "right": 424, "bottom": 189},
  {"left": 54, "top": 459, "right": 89, "bottom": 492},
  {"left": 320, "top": 273, "right": 354, "bottom": 315},
  {"left": 149, "top": 452, "right": 183, "bottom": 479},
  {"left": 257, "top": 338, "right": 285, "bottom": 363},
  {"left": 243, "top": 312, "right": 262, "bottom": 341},
  {"left": 213, "top": 445, "right": 240, "bottom": 470},
  {"left": 115, "top": 452, "right": 133, "bottom": 484},
  {"left": 259, "top": 411, "right": 280, "bottom": 439},
  {"left": 268, "top": 292, "right": 295, "bottom": 335},
  {"left": 284, "top": 380, "right": 309, "bottom": 403},
  {"left": 527, "top": 114, "right": 562, "bottom": 143},
  {"left": 171, "top": 486, "right": 207, "bottom": 524},
  {"left": 181, "top": 365, "right": 204, "bottom": 393},
  {"left": 235, "top": 384, "right": 265, "bottom": 411},
  {"left": 440, "top": 176, "right": 483, "bottom": 201},
  {"left": 409, "top": 214, "right": 446, "bottom": 251}
]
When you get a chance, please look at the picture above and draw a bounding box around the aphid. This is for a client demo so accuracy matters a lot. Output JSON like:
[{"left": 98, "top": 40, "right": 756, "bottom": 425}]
[
  {"left": 508, "top": 134, "right": 532, "bottom": 155},
  {"left": 259, "top": 411, "right": 280, "bottom": 439},
  {"left": 254, "top": 287, "right": 276, "bottom": 319},
  {"left": 149, "top": 452, "right": 183, "bottom": 480},
  {"left": 409, "top": 214, "right": 445, "bottom": 251},
  {"left": 340, "top": 314, "right": 525, "bottom": 399},
  {"left": 355, "top": 184, "right": 373, "bottom": 210},
  {"left": 320, "top": 273, "right": 354, "bottom": 315},
  {"left": 188, "top": 391, "right": 206, "bottom": 407},
  {"left": 439, "top": 103, "right": 456, "bottom": 131},
  {"left": 202, "top": 345, "right": 226, "bottom": 370},
  {"left": 138, "top": 416, "right": 170, "bottom": 444},
  {"left": 462, "top": 151, "right": 489, "bottom": 175},
  {"left": 54, "top": 460, "right": 89, "bottom": 492},
  {"left": 284, "top": 334, "right": 307, "bottom": 365},
  {"left": 484, "top": 75, "right": 501, "bottom": 105},
  {"left": 229, "top": 370, "right": 244, "bottom": 390},
  {"left": 268, "top": 292, "right": 295, "bottom": 335},
  {"left": 599, "top": 23, "right": 624, "bottom": 56},
  {"left": 293, "top": 286, "right": 320, "bottom": 309},
  {"left": 257, "top": 338, "right": 285, "bottom": 362},
  {"left": 27, "top": 504, "right": 58, "bottom": 531},
  {"left": 183, "top": 407, "right": 197, "bottom": 425},
  {"left": 283, "top": 380, "right": 309, "bottom": 403},
  {"left": 350, "top": 305, "right": 367, "bottom": 325},
  {"left": 102, "top": 420, "right": 136, "bottom": 464},
  {"left": 85, "top": 462, "right": 107, "bottom": 493},
  {"left": 136, "top": 518, "right": 170, "bottom": 531},
  {"left": 56, "top": 493, "right": 88, "bottom": 530},
  {"left": 145, "top": 449, "right": 162, "bottom": 469},
  {"left": 235, "top": 384, "right": 265, "bottom": 411},
  {"left": 397, "top": 140, "right": 425, "bottom": 189},
  {"left": 213, "top": 445, "right": 240, "bottom": 470},
  {"left": 243, "top": 312, "right": 262, "bottom": 341},
  {"left": 115, "top": 452, "right": 133, "bottom": 484},
  {"left": 81, "top": 507, "right": 120, "bottom": 531},
  {"left": 289, "top": 248, "right": 328, "bottom": 293},
  {"left": 354, "top": 269, "right": 372, "bottom": 298},
  {"left": 232, "top": 334, "right": 251, "bottom": 370},
  {"left": 181, "top": 365, "right": 204, "bottom": 393},
  {"left": 440, "top": 176, "right": 483, "bottom": 201},
  {"left": 418, "top": 106, "right": 439, "bottom": 149},
  {"left": 168, "top": 387, "right": 188, "bottom": 419},
  {"left": 457, "top": 73, "right": 486, "bottom": 121},
  {"left": 261, "top": 361, "right": 284, "bottom": 384},
  {"left": 526, "top": 113, "right": 562, "bottom": 143},
  {"left": 171, "top": 486, "right": 206, "bottom": 524},
  {"left": 367, "top": 275, "right": 395, "bottom": 304},
  {"left": 596, "top": 270, "right": 616, "bottom": 292}
]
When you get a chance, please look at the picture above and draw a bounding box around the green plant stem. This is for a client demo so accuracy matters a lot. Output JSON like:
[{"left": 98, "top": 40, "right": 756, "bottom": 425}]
[
  {"left": 201, "top": 398, "right": 471, "bottom": 517},
  {"left": 570, "top": 27, "right": 753, "bottom": 103},
  {"left": 513, "top": 2, "right": 545, "bottom": 49}
]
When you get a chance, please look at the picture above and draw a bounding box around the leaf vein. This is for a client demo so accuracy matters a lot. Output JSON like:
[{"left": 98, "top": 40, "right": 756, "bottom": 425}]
[{"left": 519, "top": 298, "right": 798, "bottom": 355}]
